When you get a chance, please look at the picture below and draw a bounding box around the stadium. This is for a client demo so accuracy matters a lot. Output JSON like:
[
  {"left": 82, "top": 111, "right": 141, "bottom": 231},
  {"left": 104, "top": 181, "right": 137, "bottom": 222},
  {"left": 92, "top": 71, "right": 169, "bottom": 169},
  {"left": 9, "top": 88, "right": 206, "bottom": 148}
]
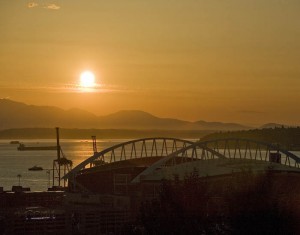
[{"left": 62, "top": 137, "right": 300, "bottom": 234}]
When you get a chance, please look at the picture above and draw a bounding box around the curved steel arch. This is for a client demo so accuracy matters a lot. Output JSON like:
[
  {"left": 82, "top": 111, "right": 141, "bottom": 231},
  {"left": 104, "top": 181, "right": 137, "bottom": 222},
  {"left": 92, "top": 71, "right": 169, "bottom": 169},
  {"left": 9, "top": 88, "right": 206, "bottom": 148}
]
[
  {"left": 63, "top": 137, "right": 195, "bottom": 180},
  {"left": 131, "top": 141, "right": 227, "bottom": 183},
  {"left": 196, "top": 138, "right": 300, "bottom": 165},
  {"left": 131, "top": 138, "right": 300, "bottom": 183},
  {"left": 64, "top": 137, "right": 300, "bottom": 183}
]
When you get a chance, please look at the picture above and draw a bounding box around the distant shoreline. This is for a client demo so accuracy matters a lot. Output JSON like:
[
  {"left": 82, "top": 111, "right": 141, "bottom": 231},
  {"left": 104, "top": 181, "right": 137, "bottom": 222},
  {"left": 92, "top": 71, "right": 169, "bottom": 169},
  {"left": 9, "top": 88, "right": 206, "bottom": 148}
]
[{"left": 0, "top": 128, "right": 214, "bottom": 140}]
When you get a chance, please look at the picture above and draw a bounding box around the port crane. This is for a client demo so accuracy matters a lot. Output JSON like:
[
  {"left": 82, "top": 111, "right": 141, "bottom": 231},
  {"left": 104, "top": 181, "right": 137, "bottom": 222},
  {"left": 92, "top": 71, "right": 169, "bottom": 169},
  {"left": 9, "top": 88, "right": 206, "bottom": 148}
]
[{"left": 17, "top": 127, "right": 72, "bottom": 188}]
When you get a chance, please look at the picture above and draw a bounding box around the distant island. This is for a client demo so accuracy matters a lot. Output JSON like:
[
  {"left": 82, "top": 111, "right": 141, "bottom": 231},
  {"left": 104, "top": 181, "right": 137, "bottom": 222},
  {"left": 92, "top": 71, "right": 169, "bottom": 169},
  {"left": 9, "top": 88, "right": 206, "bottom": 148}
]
[
  {"left": 0, "top": 128, "right": 213, "bottom": 140},
  {"left": 201, "top": 126, "right": 300, "bottom": 150}
]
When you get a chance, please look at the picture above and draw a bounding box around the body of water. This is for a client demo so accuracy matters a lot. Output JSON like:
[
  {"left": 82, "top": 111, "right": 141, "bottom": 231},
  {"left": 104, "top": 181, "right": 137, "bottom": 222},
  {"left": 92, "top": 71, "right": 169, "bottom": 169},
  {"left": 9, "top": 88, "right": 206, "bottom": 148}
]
[{"left": 0, "top": 139, "right": 125, "bottom": 191}]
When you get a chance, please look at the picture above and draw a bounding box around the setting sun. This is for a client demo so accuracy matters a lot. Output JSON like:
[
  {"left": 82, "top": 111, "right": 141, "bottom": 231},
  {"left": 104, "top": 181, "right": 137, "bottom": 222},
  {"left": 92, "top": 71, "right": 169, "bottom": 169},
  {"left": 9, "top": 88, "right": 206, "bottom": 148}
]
[{"left": 79, "top": 71, "right": 95, "bottom": 88}]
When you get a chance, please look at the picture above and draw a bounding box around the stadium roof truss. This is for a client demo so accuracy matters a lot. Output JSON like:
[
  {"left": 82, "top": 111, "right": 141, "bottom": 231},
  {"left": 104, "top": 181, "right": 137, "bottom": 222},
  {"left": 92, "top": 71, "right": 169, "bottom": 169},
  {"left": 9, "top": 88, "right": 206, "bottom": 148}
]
[{"left": 64, "top": 137, "right": 300, "bottom": 185}]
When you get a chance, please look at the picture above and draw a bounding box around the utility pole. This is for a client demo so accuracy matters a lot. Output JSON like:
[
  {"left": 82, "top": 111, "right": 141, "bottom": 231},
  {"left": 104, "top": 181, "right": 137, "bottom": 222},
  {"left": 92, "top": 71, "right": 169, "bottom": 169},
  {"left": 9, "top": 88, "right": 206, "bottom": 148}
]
[
  {"left": 92, "top": 135, "right": 97, "bottom": 154},
  {"left": 56, "top": 127, "right": 61, "bottom": 186}
]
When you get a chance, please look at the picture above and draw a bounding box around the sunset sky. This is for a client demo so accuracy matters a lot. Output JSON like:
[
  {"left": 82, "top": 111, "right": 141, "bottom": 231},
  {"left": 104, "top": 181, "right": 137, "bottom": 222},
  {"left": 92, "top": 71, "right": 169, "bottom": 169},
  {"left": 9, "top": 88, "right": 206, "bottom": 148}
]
[{"left": 1, "top": 0, "right": 300, "bottom": 126}]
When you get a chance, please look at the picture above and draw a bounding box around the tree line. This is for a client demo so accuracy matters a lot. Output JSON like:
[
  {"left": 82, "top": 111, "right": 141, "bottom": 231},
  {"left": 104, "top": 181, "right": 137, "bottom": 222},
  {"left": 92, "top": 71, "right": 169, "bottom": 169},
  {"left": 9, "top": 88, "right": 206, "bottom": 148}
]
[{"left": 201, "top": 127, "right": 300, "bottom": 150}]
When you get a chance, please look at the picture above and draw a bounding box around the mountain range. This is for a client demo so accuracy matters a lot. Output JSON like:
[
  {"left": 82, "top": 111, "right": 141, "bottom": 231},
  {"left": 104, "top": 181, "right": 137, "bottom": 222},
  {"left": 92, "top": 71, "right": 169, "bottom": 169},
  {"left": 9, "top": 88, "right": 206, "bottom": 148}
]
[{"left": 0, "top": 99, "right": 252, "bottom": 131}]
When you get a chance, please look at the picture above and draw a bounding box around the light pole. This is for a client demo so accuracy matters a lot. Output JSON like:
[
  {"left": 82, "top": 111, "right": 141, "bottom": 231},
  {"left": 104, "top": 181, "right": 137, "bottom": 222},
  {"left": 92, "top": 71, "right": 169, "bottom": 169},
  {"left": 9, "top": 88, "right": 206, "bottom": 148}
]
[
  {"left": 46, "top": 170, "right": 50, "bottom": 189},
  {"left": 17, "top": 174, "right": 21, "bottom": 186}
]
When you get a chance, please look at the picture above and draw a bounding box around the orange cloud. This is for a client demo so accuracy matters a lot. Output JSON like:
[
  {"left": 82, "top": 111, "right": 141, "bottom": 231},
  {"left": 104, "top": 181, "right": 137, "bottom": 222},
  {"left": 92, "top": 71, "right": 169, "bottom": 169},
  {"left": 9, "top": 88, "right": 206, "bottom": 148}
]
[
  {"left": 44, "top": 4, "right": 60, "bottom": 10},
  {"left": 27, "top": 2, "right": 60, "bottom": 10}
]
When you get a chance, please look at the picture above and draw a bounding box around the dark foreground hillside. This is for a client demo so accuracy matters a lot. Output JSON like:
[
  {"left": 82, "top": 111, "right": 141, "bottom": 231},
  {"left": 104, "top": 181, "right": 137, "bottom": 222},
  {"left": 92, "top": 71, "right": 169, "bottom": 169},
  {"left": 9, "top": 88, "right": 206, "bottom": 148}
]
[{"left": 132, "top": 170, "right": 300, "bottom": 235}]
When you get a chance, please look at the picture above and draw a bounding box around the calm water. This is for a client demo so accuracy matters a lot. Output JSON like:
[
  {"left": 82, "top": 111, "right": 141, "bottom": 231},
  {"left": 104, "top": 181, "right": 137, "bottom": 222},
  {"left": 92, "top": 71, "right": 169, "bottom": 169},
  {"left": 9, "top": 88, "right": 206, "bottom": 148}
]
[{"left": 0, "top": 139, "right": 125, "bottom": 191}]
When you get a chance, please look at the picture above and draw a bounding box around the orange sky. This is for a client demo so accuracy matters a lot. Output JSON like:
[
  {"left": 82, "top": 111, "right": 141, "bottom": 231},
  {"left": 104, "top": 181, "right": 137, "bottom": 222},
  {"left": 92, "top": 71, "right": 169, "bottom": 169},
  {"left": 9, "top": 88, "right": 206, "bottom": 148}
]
[{"left": 0, "top": 0, "right": 300, "bottom": 126}]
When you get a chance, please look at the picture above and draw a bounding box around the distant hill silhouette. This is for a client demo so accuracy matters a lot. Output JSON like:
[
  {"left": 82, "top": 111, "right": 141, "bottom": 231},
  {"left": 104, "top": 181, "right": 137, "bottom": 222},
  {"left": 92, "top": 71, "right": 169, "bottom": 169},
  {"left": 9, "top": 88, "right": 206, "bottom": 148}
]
[
  {"left": 99, "top": 110, "right": 188, "bottom": 130},
  {"left": 0, "top": 99, "right": 250, "bottom": 131},
  {"left": 194, "top": 120, "right": 248, "bottom": 130}
]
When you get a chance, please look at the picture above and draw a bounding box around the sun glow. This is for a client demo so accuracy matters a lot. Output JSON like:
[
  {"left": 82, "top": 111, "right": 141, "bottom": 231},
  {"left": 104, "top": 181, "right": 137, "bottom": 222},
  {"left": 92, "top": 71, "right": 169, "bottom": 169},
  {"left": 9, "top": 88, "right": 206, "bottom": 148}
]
[{"left": 79, "top": 71, "right": 95, "bottom": 88}]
